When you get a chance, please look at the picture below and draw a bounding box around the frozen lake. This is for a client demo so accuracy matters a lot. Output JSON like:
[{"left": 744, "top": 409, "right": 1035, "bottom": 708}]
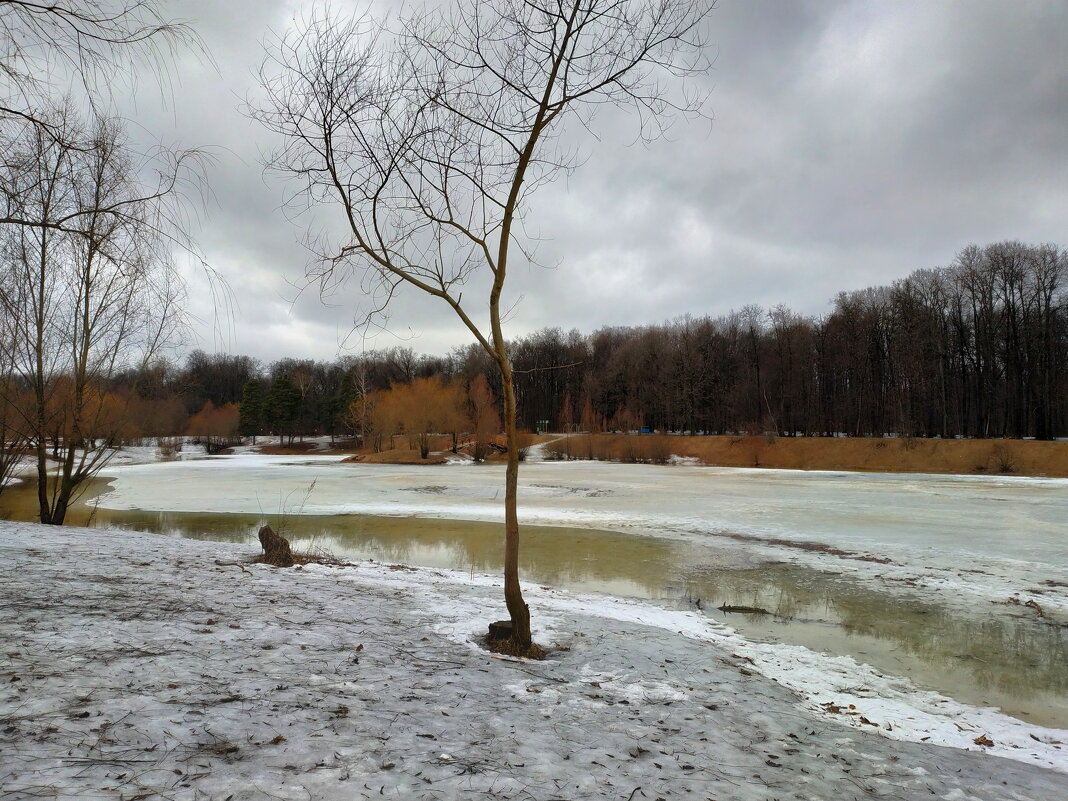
[
  {"left": 96, "top": 454, "right": 1068, "bottom": 598},
  {"left": 7, "top": 453, "right": 1067, "bottom": 728}
]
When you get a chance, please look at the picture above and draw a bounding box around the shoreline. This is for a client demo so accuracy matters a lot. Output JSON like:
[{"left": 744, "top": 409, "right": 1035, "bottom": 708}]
[{"left": 541, "top": 434, "right": 1068, "bottom": 478}]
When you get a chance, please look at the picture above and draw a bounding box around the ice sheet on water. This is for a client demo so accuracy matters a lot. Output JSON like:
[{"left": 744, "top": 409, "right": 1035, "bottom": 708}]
[{"left": 93, "top": 452, "right": 1068, "bottom": 617}]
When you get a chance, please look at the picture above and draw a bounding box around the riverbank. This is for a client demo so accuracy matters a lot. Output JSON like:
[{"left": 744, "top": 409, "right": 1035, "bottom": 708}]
[
  {"left": 1, "top": 522, "right": 1066, "bottom": 800},
  {"left": 276, "top": 433, "right": 1068, "bottom": 477},
  {"left": 545, "top": 434, "right": 1068, "bottom": 477}
]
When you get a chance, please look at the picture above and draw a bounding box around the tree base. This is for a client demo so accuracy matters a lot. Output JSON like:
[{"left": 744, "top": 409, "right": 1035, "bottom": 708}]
[
  {"left": 487, "top": 619, "right": 513, "bottom": 640},
  {"left": 257, "top": 524, "right": 294, "bottom": 567},
  {"left": 483, "top": 633, "right": 546, "bottom": 660}
]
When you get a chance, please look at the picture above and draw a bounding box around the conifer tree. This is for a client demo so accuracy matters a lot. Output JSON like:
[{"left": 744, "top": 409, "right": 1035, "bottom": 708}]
[
  {"left": 265, "top": 375, "right": 299, "bottom": 444},
  {"left": 239, "top": 378, "right": 264, "bottom": 443}
]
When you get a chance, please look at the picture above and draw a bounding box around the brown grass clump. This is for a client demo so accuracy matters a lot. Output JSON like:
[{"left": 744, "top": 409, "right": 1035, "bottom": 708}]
[
  {"left": 250, "top": 550, "right": 340, "bottom": 567},
  {"left": 252, "top": 525, "right": 346, "bottom": 568},
  {"left": 249, "top": 545, "right": 346, "bottom": 568},
  {"left": 349, "top": 448, "right": 448, "bottom": 465}
]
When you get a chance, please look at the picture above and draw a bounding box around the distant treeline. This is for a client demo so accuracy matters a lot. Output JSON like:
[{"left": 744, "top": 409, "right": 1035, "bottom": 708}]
[{"left": 103, "top": 240, "right": 1068, "bottom": 441}]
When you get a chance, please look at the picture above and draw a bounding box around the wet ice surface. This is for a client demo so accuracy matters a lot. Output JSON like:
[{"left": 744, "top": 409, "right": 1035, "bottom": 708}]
[
  {"left": 2, "top": 523, "right": 1066, "bottom": 801},
  {"left": 73, "top": 454, "right": 1068, "bottom": 743},
  {"left": 78, "top": 455, "right": 1068, "bottom": 734},
  {"left": 97, "top": 454, "right": 1068, "bottom": 615}
]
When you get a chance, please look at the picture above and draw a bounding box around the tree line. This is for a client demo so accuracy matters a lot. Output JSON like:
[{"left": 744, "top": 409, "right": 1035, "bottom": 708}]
[
  {"left": 387, "top": 240, "right": 1067, "bottom": 441},
  {"left": 7, "top": 239, "right": 1062, "bottom": 465},
  {"left": 504, "top": 241, "right": 1067, "bottom": 440}
]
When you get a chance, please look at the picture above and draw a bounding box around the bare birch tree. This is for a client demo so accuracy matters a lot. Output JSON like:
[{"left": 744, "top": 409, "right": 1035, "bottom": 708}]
[{"left": 256, "top": 0, "right": 714, "bottom": 649}]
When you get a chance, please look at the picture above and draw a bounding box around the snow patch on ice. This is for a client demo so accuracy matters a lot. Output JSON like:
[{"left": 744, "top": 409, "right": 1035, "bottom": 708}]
[{"left": 668, "top": 454, "right": 703, "bottom": 466}]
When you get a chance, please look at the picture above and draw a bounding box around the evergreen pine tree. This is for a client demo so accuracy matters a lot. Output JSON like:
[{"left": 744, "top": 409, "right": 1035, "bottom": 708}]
[
  {"left": 238, "top": 378, "right": 264, "bottom": 443},
  {"left": 266, "top": 374, "right": 300, "bottom": 444}
]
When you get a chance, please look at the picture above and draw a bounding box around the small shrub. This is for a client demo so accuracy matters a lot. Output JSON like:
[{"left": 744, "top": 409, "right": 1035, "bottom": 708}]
[
  {"left": 515, "top": 429, "right": 535, "bottom": 462},
  {"left": 991, "top": 444, "right": 1016, "bottom": 473},
  {"left": 157, "top": 436, "right": 183, "bottom": 460}
]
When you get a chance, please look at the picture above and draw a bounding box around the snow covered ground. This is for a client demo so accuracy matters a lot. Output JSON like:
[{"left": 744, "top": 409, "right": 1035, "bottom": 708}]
[{"left": 2, "top": 522, "right": 1066, "bottom": 800}]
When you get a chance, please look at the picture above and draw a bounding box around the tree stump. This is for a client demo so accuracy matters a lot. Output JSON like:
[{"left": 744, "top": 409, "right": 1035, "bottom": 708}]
[
  {"left": 487, "top": 620, "right": 513, "bottom": 641},
  {"left": 258, "top": 524, "right": 294, "bottom": 567}
]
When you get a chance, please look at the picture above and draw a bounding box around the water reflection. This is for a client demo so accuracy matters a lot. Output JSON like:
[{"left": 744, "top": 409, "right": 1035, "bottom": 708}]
[
  {"left": 677, "top": 564, "right": 1068, "bottom": 719},
  {"left": 2, "top": 480, "right": 1065, "bottom": 727}
]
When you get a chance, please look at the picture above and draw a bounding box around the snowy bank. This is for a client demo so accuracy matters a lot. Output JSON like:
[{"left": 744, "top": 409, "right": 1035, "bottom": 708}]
[{"left": 1, "top": 522, "right": 1065, "bottom": 800}]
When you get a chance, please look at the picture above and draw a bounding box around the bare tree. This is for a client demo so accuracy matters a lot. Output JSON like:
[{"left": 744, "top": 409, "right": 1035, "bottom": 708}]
[
  {"left": 1, "top": 0, "right": 208, "bottom": 248},
  {"left": 0, "top": 0, "right": 208, "bottom": 521},
  {"left": 257, "top": 0, "right": 714, "bottom": 649},
  {"left": 0, "top": 283, "right": 26, "bottom": 496},
  {"left": 0, "top": 105, "right": 189, "bottom": 524},
  {"left": 1, "top": 0, "right": 198, "bottom": 126},
  {"left": 469, "top": 373, "right": 501, "bottom": 463}
]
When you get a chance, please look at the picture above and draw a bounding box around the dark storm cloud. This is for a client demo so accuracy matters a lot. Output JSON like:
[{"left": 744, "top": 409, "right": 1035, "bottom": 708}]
[{"left": 120, "top": 0, "right": 1067, "bottom": 361}]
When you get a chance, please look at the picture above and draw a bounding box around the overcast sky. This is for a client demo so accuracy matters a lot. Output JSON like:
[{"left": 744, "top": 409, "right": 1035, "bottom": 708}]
[{"left": 118, "top": 0, "right": 1067, "bottom": 364}]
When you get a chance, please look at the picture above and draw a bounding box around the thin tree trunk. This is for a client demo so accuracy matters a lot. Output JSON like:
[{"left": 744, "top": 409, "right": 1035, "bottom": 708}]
[{"left": 499, "top": 358, "right": 531, "bottom": 646}]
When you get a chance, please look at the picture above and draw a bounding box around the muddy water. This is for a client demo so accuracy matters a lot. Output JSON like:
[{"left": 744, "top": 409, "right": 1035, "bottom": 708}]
[{"left": 3, "top": 478, "right": 1066, "bottom": 728}]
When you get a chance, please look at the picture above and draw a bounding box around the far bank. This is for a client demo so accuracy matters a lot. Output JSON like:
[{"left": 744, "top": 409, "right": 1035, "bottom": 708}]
[{"left": 538, "top": 433, "right": 1068, "bottom": 478}]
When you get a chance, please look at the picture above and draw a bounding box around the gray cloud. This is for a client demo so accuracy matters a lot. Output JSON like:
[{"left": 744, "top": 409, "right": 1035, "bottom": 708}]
[{"left": 115, "top": 0, "right": 1067, "bottom": 362}]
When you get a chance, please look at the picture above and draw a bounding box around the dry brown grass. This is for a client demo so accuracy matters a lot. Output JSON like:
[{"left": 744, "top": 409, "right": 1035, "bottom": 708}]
[
  {"left": 342, "top": 433, "right": 558, "bottom": 465},
  {"left": 547, "top": 434, "right": 1068, "bottom": 477},
  {"left": 256, "top": 438, "right": 363, "bottom": 455},
  {"left": 257, "top": 441, "right": 321, "bottom": 455},
  {"left": 250, "top": 549, "right": 345, "bottom": 567},
  {"left": 344, "top": 448, "right": 448, "bottom": 465},
  {"left": 546, "top": 434, "right": 672, "bottom": 464}
]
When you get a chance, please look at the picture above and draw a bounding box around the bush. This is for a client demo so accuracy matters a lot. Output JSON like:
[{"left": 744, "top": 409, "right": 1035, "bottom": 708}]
[
  {"left": 472, "top": 440, "right": 491, "bottom": 463},
  {"left": 157, "top": 436, "right": 183, "bottom": 460},
  {"left": 990, "top": 443, "right": 1016, "bottom": 473},
  {"left": 515, "top": 429, "right": 535, "bottom": 462}
]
